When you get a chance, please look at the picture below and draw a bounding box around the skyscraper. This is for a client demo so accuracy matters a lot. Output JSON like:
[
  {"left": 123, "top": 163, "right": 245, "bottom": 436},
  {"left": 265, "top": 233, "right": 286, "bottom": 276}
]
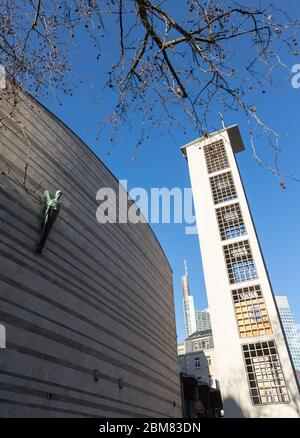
[
  {"left": 182, "top": 261, "right": 212, "bottom": 338},
  {"left": 182, "top": 125, "right": 300, "bottom": 417},
  {"left": 276, "top": 296, "right": 300, "bottom": 373},
  {"left": 195, "top": 309, "right": 211, "bottom": 332},
  {"left": 182, "top": 260, "right": 197, "bottom": 338}
]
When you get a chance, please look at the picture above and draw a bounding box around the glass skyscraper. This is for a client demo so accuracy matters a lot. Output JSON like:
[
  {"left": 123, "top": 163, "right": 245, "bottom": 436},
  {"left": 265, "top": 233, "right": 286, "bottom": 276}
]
[
  {"left": 182, "top": 261, "right": 211, "bottom": 338},
  {"left": 195, "top": 309, "right": 211, "bottom": 332},
  {"left": 276, "top": 296, "right": 300, "bottom": 372},
  {"left": 182, "top": 261, "right": 197, "bottom": 338}
]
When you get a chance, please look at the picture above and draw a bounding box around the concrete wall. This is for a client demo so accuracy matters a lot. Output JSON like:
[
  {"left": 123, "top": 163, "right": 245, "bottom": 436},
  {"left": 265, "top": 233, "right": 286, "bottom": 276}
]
[{"left": 0, "top": 86, "right": 181, "bottom": 417}]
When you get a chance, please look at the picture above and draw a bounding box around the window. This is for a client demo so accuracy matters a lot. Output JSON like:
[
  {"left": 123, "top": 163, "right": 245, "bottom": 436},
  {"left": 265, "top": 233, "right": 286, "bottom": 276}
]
[
  {"left": 232, "top": 285, "right": 272, "bottom": 337},
  {"left": 223, "top": 240, "right": 258, "bottom": 284},
  {"left": 242, "top": 341, "right": 289, "bottom": 405},
  {"left": 216, "top": 203, "right": 246, "bottom": 240},
  {"left": 204, "top": 139, "right": 229, "bottom": 174},
  {"left": 231, "top": 247, "right": 248, "bottom": 258},
  {"left": 248, "top": 305, "right": 263, "bottom": 323},
  {"left": 194, "top": 357, "right": 201, "bottom": 368},
  {"left": 217, "top": 180, "right": 230, "bottom": 190},
  {"left": 233, "top": 286, "right": 260, "bottom": 301},
  {"left": 207, "top": 357, "right": 211, "bottom": 366},
  {"left": 210, "top": 171, "right": 237, "bottom": 204}
]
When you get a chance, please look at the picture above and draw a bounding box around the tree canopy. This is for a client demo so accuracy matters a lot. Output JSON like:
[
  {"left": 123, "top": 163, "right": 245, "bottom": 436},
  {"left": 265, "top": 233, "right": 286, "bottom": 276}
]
[{"left": 0, "top": 1, "right": 299, "bottom": 178}]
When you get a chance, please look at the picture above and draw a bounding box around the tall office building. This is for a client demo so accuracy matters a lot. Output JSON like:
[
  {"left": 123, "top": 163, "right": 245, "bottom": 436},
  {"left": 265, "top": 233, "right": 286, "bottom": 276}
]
[
  {"left": 196, "top": 309, "right": 211, "bottom": 332},
  {"left": 182, "top": 125, "right": 300, "bottom": 417},
  {"left": 182, "top": 261, "right": 211, "bottom": 337},
  {"left": 181, "top": 260, "right": 211, "bottom": 338},
  {"left": 276, "top": 296, "right": 300, "bottom": 372},
  {"left": 182, "top": 261, "right": 197, "bottom": 337}
]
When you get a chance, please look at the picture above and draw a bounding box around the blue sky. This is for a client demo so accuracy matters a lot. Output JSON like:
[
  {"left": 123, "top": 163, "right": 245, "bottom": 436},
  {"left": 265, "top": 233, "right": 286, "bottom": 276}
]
[{"left": 41, "top": 1, "right": 300, "bottom": 343}]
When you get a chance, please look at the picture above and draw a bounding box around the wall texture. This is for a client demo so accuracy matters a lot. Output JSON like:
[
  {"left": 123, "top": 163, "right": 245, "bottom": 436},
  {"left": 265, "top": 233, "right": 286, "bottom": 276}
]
[{"left": 0, "top": 86, "right": 181, "bottom": 418}]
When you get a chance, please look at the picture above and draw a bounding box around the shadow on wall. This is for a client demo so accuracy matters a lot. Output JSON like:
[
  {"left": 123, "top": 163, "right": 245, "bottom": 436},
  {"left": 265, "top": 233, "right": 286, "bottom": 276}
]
[
  {"left": 217, "top": 363, "right": 250, "bottom": 418},
  {"left": 223, "top": 397, "right": 245, "bottom": 418},
  {"left": 180, "top": 373, "right": 223, "bottom": 418}
]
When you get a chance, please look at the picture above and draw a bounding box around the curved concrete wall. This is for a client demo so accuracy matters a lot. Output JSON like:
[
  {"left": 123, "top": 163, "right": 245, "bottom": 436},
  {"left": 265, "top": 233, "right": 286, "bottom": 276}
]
[{"left": 0, "top": 88, "right": 181, "bottom": 417}]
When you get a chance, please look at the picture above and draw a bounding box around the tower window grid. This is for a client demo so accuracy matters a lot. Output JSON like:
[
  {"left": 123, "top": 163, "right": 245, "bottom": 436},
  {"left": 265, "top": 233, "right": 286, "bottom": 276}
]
[
  {"left": 204, "top": 139, "right": 230, "bottom": 174},
  {"left": 209, "top": 171, "right": 237, "bottom": 205},
  {"left": 216, "top": 202, "right": 247, "bottom": 240},
  {"left": 232, "top": 285, "right": 272, "bottom": 338},
  {"left": 242, "top": 341, "right": 290, "bottom": 405},
  {"left": 223, "top": 240, "right": 258, "bottom": 284}
]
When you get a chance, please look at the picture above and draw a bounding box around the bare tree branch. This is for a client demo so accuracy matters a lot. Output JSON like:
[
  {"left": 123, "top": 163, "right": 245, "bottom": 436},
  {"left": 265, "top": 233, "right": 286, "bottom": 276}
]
[{"left": 0, "top": 0, "right": 299, "bottom": 180}]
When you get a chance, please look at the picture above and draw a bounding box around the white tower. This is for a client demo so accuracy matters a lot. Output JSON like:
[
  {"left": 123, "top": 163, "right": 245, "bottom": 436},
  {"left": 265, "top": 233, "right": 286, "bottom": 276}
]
[{"left": 182, "top": 125, "right": 300, "bottom": 417}]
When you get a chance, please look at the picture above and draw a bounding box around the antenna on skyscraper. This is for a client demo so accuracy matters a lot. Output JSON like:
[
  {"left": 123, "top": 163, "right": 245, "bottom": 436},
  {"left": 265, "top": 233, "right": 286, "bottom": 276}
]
[
  {"left": 184, "top": 259, "right": 188, "bottom": 276},
  {"left": 218, "top": 112, "right": 226, "bottom": 129}
]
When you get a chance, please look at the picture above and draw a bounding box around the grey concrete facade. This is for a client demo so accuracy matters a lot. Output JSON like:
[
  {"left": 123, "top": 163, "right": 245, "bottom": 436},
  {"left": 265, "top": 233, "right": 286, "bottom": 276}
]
[{"left": 0, "top": 86, "right": 181, "bottom": 417}]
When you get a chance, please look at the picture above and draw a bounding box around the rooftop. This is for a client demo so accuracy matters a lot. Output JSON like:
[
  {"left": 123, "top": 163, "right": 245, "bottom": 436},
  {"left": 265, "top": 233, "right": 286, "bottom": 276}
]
[
  {"left": 181, "top": 124, "right": 245, "bottom": 157},
  {"left": 186, "top": 329, "right": 213, "bottom": 340}
]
